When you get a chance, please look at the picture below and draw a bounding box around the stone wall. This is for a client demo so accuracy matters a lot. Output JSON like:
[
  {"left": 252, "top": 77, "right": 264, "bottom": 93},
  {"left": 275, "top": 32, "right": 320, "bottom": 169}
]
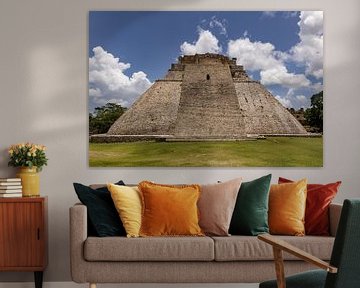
[
  {"left": 235, "top": 81, "right": 307, "bottom": 134},
  {"left": 108, "top": 80, "right": 181, "bottom": 135}
]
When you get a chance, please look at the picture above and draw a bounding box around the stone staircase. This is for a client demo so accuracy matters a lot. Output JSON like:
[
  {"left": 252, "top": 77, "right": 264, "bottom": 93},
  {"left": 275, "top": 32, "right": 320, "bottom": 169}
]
[{"left": 173, "top": 64, "right": 245, "bottom": 139}]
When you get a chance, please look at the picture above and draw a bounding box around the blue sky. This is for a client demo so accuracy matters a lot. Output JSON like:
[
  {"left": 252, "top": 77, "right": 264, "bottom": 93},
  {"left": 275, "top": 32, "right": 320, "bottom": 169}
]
[{"left": 88, "top": 11, "right": 323, "bottom": 111}]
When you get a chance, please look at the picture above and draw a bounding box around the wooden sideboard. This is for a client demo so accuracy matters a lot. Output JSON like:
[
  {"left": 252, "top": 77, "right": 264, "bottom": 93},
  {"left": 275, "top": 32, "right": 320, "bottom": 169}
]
[{"left": 0, "top": 197, "right": 48, "bottom": 288}]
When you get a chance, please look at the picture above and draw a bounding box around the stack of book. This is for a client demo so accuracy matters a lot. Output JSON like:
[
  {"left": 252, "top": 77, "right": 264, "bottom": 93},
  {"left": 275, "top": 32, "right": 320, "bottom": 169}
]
[{"left": 0, "top": 178, "right": 22, "bottom": 197}]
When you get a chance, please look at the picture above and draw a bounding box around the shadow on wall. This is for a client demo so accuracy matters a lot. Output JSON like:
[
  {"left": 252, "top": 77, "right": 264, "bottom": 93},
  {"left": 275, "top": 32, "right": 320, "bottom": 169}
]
[{"left": 0, "top": 1, "right": 87, "bottom": 283}]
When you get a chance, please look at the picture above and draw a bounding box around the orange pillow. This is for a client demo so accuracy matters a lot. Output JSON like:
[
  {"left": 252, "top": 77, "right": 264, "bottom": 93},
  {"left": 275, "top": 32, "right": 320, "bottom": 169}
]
[
  {"left": 138, "top": 181, "right": 204, "bottom": 237},
  {"left": 269, "top": 179, "right": 307, "bottom": 236},
  {"left": 278, "top": 177, "right": 341, "bottom": 236}
]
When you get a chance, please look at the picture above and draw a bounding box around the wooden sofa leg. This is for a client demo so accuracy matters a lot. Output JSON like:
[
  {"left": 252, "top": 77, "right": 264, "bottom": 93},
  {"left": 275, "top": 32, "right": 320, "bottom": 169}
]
[{"left": 89, "top": 283, "right": 96, "bottom": 288}]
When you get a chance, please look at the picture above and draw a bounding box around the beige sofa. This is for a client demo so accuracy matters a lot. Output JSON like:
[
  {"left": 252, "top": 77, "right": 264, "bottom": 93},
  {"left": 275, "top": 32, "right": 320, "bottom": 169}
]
[{"left": 70, "top": 203, "right": 342, "bottom": 287}]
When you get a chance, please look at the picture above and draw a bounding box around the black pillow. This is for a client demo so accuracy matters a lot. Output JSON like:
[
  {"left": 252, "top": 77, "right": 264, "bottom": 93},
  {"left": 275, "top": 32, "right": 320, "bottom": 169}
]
[{"left": 73, "top": 181, "right": 126, "bottom": 237}]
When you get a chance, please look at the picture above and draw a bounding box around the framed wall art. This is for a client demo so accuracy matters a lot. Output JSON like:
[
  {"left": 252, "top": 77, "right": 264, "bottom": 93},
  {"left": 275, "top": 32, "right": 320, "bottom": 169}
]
[{"left": 89, "top": 11, "right": 323, "bottom": 167}]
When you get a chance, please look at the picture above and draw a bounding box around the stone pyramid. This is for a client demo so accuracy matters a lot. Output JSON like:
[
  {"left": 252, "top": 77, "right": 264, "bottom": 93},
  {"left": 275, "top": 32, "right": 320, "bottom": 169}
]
[{"left": 107, "top": 53, "right": 307, "bottom": 140}]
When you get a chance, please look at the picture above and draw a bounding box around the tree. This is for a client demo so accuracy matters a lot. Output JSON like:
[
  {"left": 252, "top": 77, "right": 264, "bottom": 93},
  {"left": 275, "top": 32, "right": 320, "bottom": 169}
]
[
  {"left": 304, "top": 91, "right": 323, "bottom": 132},
  {"left": 89, "top": 103, "right": 127, "bottom": 135}
]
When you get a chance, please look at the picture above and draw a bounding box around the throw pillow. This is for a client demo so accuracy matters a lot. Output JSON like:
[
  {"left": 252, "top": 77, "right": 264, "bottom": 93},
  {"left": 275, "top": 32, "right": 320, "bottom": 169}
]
[
  {"left": 269, "top": 179, "right": 307, "bottom": 236},
  {"left": 73, "top": 181, "right": 126, "bottom": 237},
  {"left": 107, "top": 183, "right": 142, "bottom": 238},
  {"left": 138, "top": 181, "right": 203, "bottom": 237},
  {"left": 198, "top": 178, "right": 242, "bottom": 236},
  {"left": 279, "top": 177, "right": 341, "bottom": 236},
  {"left": 229, "top": 174, "right": 272, "bottom": 236}
]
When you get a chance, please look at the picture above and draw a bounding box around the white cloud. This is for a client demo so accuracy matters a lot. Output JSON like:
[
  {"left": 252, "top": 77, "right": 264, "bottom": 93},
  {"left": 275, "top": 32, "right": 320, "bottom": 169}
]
[
  {"left": 296, "top": 95, "right": 307, "bottom": 101},
  {"left": 283, "top": 11, "right": 298, "bottom": 18},
  {"left": 311, "top": 82, "right": 323, "bottom": 93},
  {"left": 209, "top": 16, "right": 227, "bottom": 36},
  {"left": 89, "top": 87, "right": 102, "bottom": 98},
  {"left": 228, "top": 38, "right": 278, "bottom": 70},
  {"left": 180, "top": 29, "right": 222, "bottom": 55},
  {"left": 227, "top": 37, "right": 310, "bottom": 88},
  {"left": 299, "top": 11, "right": 323, "bottom": 35},
  {"left": 275, "top": 95, "right": 292, "bottom": 108},
  {"left": 289, "top": 11, "right": 323, "bottom": 78},
  {"left": 260, "top": 67, "right": 310, "bottom": 88},
  {"left": 263, "top": 11, "right": 298, "bottom": 19},
  {"left": 89, "top": 46, "right": 152, "bottom": 110},
  {"left": 262, "top": 11, "right": 276, "bottom": 18},
  {"left": 275, "top": 90, "right": 311, "bottom": 109},
  {"left": 296, "top": 95, "right": 309, "bottom": 106}
]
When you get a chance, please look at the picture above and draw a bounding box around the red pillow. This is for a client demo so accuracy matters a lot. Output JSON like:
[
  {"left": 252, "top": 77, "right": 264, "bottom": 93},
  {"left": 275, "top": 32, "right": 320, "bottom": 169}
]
[{"left": 278, "top": 177, "right": 341, "bottom": 236}]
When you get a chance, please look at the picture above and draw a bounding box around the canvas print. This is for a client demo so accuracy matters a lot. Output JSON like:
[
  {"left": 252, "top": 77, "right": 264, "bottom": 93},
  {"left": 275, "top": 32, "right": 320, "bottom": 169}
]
[{"left": 89, "top": 11, "right": 323, "bottom": 167}]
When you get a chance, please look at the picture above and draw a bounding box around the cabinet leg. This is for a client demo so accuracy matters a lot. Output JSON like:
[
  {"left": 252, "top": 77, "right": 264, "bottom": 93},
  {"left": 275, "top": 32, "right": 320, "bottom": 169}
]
[{"left": 34, "top": 271, "right": 43, "bottom": 288}]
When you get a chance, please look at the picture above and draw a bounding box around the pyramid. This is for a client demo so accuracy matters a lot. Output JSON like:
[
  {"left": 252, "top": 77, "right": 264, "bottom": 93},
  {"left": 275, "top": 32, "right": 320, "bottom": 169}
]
[{"left": 106, "top": 53, "right": 307, "bottom": 140}]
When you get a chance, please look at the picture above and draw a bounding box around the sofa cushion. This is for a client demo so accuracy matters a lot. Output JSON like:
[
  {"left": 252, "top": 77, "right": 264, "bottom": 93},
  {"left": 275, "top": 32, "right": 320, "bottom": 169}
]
[
  {"left": 107, "top": 184, "right": 142, "bottom": 238},
  {"left": 199, "top": 178, "right": 242, "bottom": 236},
  {"left": 212, "top": 236, "right": 334, "bottom": 261},
  {"left": 229, "top": 174, "right": 271, "bottom": 236},
  {"left": 269, "top": 179, "right": 307, "bottom": 236},
  {"left": 73, "top": 181, "right": 126, "bottom": 237},
  {"left": 139, "top": 181, "right": 203, "bottom": 237},
  {"left": 279, "top": 177, "right": 341, "bottom": 236},
  {"left": 84, "top": 236, "right": 214, "bottom": 261}
]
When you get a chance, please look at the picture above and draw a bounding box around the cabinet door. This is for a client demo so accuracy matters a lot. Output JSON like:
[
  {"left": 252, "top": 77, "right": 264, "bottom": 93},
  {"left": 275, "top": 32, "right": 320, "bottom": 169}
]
[{"left": 0, "top": 202, "right": 44, "bottom": 268}]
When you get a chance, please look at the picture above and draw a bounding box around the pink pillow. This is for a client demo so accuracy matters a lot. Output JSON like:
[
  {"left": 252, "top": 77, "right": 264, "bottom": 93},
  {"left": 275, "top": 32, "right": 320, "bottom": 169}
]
[{"left": 198, "top": 178, "right": 242, "bottom": 236}]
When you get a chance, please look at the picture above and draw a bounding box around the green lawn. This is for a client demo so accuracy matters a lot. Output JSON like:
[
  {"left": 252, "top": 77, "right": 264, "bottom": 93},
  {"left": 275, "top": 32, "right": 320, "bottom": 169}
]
[{"left": 89, "top": 137, "right": 323, "bottom": 167}]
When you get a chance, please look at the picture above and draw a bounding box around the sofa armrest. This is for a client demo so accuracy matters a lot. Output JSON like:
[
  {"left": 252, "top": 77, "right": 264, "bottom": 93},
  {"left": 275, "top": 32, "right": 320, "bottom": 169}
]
[
  {"left": 69, "top": 203, "right": 88, "bottom": 283},
  {"left": 329, "top": 203, "right": 342, "bottom": 237}
]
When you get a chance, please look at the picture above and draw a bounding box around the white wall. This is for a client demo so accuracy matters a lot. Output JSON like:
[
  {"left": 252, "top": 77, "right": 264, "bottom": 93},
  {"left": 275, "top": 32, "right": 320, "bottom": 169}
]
[{"left": 0, "top": 0, "right": 359, "bottom": 283}]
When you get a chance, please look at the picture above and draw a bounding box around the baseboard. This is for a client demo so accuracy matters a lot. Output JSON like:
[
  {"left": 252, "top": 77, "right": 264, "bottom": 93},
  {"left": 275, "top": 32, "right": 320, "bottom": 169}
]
[{"left": 0, "top": 282, "right": 259, "bottom": 288}]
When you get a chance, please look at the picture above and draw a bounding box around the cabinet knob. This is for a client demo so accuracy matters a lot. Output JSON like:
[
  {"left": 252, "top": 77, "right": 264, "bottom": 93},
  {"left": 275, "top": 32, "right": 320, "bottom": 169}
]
[{"left": 37, "top": 228, "right": 40, "bottom": 240}]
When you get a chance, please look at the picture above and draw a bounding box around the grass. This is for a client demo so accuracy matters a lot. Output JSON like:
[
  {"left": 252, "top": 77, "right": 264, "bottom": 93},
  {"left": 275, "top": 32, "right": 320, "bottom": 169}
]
[{"left": 89, "top": 137, "right": 323, "bottom": 167}]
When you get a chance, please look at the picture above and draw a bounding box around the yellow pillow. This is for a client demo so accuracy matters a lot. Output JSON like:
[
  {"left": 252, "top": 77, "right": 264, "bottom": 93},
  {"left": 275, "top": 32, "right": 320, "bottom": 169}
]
[
  {"left": 138, "top": 181, "right": 204, "bottom": 237},
  {"left": 107, "top": 183, "right": 142, "bottom": 238},
  {"left": 269, "top": 179, "right": 307, "bottom": 236}
]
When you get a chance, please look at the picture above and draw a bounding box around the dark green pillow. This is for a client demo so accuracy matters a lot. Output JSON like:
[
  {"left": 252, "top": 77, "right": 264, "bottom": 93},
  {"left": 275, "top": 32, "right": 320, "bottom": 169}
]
[
  {"left": 73, "top": 181, "right": 126, "bottom": 237},
  {"left": 229, "top": 174, "right": 272, "bottom": 236}
]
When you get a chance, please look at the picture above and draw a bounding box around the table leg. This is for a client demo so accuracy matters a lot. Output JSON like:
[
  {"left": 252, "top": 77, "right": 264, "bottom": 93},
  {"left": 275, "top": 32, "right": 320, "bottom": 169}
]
[{"left": 34, "top": 271, "right": 43, "bottom": 288}]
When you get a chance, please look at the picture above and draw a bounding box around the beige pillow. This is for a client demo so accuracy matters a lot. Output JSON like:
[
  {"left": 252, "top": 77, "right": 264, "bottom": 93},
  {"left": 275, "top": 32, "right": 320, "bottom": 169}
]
[{"left": 198, "top": 178, "right": 242, "bottom": 236}]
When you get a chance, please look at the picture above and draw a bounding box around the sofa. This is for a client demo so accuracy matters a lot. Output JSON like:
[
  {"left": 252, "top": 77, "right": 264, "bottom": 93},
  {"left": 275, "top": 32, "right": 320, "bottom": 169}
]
[{"left": 70, "top": 201, "right": 342, "bottom": 287}]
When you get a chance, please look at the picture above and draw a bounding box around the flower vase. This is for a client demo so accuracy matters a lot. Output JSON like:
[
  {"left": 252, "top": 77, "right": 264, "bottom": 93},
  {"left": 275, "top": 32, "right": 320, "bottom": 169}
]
[{"left": 16, "top": 167, "right": 40, "bottom": 197}]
